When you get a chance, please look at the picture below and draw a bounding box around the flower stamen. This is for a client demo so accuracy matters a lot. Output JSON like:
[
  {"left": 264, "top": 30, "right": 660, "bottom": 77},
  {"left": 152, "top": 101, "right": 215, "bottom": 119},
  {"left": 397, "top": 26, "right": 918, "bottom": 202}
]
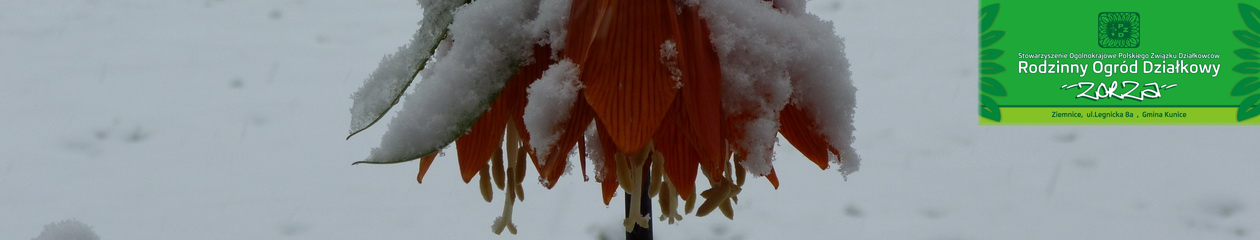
[
  {"left": 622, "top": 145, "right": 653, "bottom": 232},
  {"left": 491, "top": 148, "right": 505, "bottom": 190},
  {"left": 479, "top": 164, "right": 493, "bottom": 202}
]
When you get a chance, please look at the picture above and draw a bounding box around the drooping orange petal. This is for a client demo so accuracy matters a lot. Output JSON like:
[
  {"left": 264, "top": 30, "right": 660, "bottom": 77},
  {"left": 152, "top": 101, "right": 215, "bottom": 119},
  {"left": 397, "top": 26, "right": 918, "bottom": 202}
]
[
  {"left": 766, "top": 168, "right": 780, "bottom": 189},
  {"left": 566, "top": 0, "right": 682, "bottom": 155},
  {"left": 563, "top": 0, "right": 604, "bottom": 66},
  {"left": 601, "top": 172, "right": 619, "bottom": 205},
  {"left": 778, "top": 103, "right": 835, "bottom": 170},
  {"left": 415, "top": 153, "right": 438, "bottom": 184},
  {"left": 505, "top": 45, "right": 555, "bottom": 159},
  {"left": 455, "top": 45, "right": 555, "bottom": 183},
  {"left": 652, "top": 101, "right": 700, "bottom": 201},
  {"left": 723, "top": 112, "right": 755, "bottom": 168},
  {"left": 529, "top": 97, "right": 595, "bottom": 189},
  {"left": 578, "top": 134, "right": 589, "bottom": 182},
  {"left": 676, "top": 4, "right": 726, "bottom": 179},
  {"left": 642, "top": 4, "right": 726, "bottom": 201},
  {"left": 454, "top": 92, "right": 510, "bottom": 183},
  {"left": 594, "top": 121, "right": 621, "bottom": 205}
]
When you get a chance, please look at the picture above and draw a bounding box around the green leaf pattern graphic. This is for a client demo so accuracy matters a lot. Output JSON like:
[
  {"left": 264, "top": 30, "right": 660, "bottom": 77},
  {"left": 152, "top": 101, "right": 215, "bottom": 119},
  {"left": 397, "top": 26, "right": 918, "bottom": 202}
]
[
  {"left": 1241, "top": 3, "right": 1260, "bottom": 34},
  {"left": 1234, "top": 30, "right": 1260, "bottom": 47},
  {"left": 1238, "top": 94, "right": 1260, "bottom": 121},
  {"left": 1238, "top": 4, "right": 1260, "bottom": 121},
  {"left": 980, "top": 49, "right": 1005, "bottom": 60},
  {"left": 1232, "top": 77, "right": 1260, "bottom": 96},
  {"left": 1235, "top": 62, "right": 1260, "bottom": 74},
  {"left": 980, "top": 31, "right": 1005, "bottom": 48},
  {"left": 980, "top": 62, "right": 1006, "bottom": 74},
  {"left": 981, "top": 77, "right": 1008, "bottom": 96},
  {"left": 980, "top": 4, "right": 1000, "bottom": 33},
  {"left": 980, "top": 3, "right": 1005, "bottom": 122},
  {"left": 1236, "top": 48, "right": 1260, "bottom": 60},
  {"left": 980, "top": 95, "right": 1002, "bottom": 122}
]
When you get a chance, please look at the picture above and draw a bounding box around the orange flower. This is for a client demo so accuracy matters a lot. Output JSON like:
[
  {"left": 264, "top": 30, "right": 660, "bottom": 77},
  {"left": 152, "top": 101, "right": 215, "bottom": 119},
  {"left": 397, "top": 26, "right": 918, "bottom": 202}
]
[{"left": 350, "top": 0, "right": 856, "bottom": 235}]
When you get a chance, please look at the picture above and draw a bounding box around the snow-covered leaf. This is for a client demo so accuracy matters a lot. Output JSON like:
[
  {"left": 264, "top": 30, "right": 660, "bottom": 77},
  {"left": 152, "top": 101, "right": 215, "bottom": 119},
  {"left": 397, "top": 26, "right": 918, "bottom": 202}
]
[
  {"left": 347, "top": 0, "right": 468, "bottom": 139},
  {"left": 357, "top": 0, "right": 545, "bottom": 165}
]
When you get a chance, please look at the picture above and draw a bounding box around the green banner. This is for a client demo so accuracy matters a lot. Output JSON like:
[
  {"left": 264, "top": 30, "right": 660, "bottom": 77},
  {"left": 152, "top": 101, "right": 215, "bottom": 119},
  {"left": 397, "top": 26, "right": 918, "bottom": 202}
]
[{"left": 979, "top": 1, "right": 1260, "bottom": 124}]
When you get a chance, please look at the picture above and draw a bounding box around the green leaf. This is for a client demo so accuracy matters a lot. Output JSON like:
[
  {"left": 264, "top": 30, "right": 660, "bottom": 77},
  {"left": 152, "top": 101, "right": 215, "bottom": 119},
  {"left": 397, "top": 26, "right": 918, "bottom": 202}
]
[
  {"left": 348, "top": 0, "right": 472, "bottom": 139},
  {"left": 1241, "top": 3, "right": 1260, "bottom": 34},
  {"left": 980, "top": 95, "right": 1001, "bottom": 122},
  {"left": 1238, "top": 94, "right": 1260, "bottom": 121},
  {"left": 1233, "top": 77, "right": 1260, "bottom": 96},
  {"left": 1236, "top": 49, "right": 1260, "bottom": 60},
  {"left": 1235, "top": 62, "right": 1260, "bottom": 74},
  {"left": 980, "top": 49, "right": 1005, "bottom": 60},
  {"left": 1235, "top": 30, "right": 1260, "bottom": 48},
  {"left": 981, "top": 31, "right": 1005, "bottom": 48},
  {"left": 980, "top": 4, "right": 1000, "bottom": 33},
  {"left": 980, "top": 77, "right": 1007, "bottom": 96},
  {"left": 981, "top": 62, "right": 1006, "bottom": 75}
]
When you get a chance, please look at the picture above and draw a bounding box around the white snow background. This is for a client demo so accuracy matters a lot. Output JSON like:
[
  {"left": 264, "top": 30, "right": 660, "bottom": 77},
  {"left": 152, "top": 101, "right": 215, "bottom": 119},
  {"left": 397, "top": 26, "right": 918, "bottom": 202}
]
[{"left": 3, "top": 0, "right": 1258, "bottom": 239}]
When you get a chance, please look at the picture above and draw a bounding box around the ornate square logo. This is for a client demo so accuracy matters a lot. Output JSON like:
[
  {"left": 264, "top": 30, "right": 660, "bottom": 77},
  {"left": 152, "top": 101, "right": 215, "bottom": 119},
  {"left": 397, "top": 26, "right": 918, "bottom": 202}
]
[{"left": 1098, "top": 12, "right": 1141, "bottom": 48}]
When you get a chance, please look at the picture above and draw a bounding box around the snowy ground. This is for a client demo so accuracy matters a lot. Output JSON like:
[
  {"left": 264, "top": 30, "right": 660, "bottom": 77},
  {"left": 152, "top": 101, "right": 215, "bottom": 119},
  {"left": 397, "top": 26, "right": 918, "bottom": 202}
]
[{"left": 3, "top": 0, "right": 1258, "bottom": 239}]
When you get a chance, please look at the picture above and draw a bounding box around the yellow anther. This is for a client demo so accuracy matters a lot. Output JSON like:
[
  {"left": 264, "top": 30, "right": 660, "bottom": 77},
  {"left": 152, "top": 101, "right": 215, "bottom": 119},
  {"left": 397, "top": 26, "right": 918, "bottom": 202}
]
[
  {"left": 648, "top": 152, "right": 664, "bottom": 197},
  {"left": 479, "top": 164, "right": 493, "bottom": 202},
  {"left": 514, "top": 145, "right": 528, "bottom": 201},
  {"left": 719, "top": 200, "right": 734, "bottom": 219},
  {"left": 615, "top": 154, "right": 633, "bottom": 192},
  {"left": 684, "top": 185, "right": 696, "bottom": 214},
  {"left": 492, "top": 148, "right": 505, "bottom": 190}
]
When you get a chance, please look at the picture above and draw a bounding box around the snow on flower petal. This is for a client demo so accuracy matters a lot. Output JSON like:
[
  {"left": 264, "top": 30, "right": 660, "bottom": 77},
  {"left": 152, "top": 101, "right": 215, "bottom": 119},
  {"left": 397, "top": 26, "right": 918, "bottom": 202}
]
[
  {"left": 699, "top": 0, "right": 859, "bottom": 175},
  {"left": 783, "top": 11, "right": 861, "bottom": 175},
  {"left": 527, "top": 0, "right": 573, "bottom": 57},
  {"left": 525, "top": 59, "right": 583, "bottom": 164},
  {"left": 583, "top": 122, "right": 607, "bottom": 181},
  {"left": 699, "top": 0, "right": 796, "bottom": 175}
]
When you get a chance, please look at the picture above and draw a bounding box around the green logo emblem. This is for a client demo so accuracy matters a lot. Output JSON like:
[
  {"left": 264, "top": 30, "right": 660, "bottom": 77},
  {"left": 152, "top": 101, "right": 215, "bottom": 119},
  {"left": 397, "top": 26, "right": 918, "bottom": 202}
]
[{"left": 1098, "top": 12, "right": 1140, "bottom": 48}]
